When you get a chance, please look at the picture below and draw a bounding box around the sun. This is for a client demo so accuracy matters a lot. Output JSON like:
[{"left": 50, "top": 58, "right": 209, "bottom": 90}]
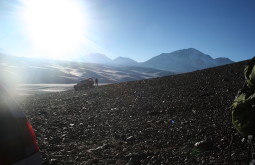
[{"left": 22, "top": 0, "right": 85, "bottom": 58}]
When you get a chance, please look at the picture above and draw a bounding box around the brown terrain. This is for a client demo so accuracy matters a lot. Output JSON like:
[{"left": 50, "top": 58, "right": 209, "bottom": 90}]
[{"left": 21, "top": 60, "right": 249, "bottom": 164}]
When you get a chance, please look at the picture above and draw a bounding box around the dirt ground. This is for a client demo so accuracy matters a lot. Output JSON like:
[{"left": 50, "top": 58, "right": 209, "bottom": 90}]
[{"left": 21, "top": 61, "right": 249, "bottom": 164}]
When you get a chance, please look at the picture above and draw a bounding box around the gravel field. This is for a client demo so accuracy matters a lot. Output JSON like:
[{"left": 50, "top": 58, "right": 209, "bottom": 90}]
[{"left": 21, "top": 61, "right": 248, "bottom": 164}]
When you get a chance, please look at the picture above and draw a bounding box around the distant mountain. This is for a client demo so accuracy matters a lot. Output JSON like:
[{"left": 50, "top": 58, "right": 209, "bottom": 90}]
[
  {"left": 215, "top": 57, "right": 233, "bottom": 65},
  {"left": 0, "top": 54, "right": 174, "bottom": 85},
  {"left": 76, "top": 49, "right": 233, "bottom": 73},
  {"left": 77, "top": 54, "right": 139, "bottom": 66},
  {"left": 141, "top": 48, "right": 233, "bottom": 73},
  {"left": 76, "top": 53, "right": 112, "bottom": 64},
  {"left": 112, "top": 57, "right": 138, "bottom": 66},
  {"left": 0, "top": 48, "right": 234, "bottom": 86}
]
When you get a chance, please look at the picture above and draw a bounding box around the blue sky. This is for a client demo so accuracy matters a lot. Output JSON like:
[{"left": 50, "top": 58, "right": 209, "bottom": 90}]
[{"left": 0, "top": 0, "right": 255, "bottom": 62}]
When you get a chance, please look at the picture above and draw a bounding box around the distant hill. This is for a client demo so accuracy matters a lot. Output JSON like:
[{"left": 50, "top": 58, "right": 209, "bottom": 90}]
[
  {"left": 112, "top": 57, "right": 138, "bottom": 66},
  {"left": 0, "top": 55, "right": 174, "bottom": 85},
  {"left": 76, "top": 48, "right": 233, "bottom": 73},
  {"left": 77, "top": 54, "right": 139, "bottom": 66},
  {"left": 141, "top": 48, "right": 233, "bottom": 73},
  {"left": 76, "top": 53, "right": 112, "bottom": 64},
  {"left": 215, "top": 57, "right": 234, "bottom": 65},
  {"left": 0, "top": 48, "right": 234, "bottom": 85}
]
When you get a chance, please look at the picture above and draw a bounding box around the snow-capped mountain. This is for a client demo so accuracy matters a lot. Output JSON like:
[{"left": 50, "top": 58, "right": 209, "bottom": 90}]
[{"left": 141, "top": 48, "right": 233, "bottom": 73}]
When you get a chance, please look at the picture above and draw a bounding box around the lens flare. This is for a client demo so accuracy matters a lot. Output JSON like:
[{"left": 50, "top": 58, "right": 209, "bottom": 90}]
[{"left": 22, "top": 0, "right": 85, "bottom": 58}]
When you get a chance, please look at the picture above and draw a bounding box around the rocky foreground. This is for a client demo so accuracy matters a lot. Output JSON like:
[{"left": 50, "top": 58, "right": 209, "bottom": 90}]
[{"left": 21, "top": 60, "right": 249, "bottom": 164}]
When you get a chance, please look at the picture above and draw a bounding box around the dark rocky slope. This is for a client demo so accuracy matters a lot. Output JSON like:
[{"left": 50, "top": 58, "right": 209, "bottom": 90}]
[{"left": 21, "top": 60, "right": 248, "bottom": 164}]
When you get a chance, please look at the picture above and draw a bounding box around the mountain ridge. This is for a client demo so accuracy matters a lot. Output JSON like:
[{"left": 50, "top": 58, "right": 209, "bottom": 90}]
[
  {"left": 75, "top": 48, "right": 233, "bottom": 73},
  {"left": 141, "top": 48, "right": 233, "bottom": 72},
  {"left": 0, "top": 55, "right": 174, "bottom": 85},
  {"left": 0, "top": 48, "right": 234, "bottom": 85}
]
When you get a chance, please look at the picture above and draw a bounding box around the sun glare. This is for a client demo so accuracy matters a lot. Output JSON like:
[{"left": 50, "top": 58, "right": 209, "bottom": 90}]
[{"left": 22, "top": 0, "right": 85, "bottom": 58}]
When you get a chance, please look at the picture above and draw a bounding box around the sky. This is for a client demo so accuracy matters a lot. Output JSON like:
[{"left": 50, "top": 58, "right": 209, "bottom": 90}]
[{"left": 0, "top": 0, "right": 255, "bottom": 62}]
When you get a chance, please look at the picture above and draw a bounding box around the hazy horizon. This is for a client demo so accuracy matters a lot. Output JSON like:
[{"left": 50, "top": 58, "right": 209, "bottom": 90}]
[{"left": 0, "top": 47, "right": 237, "bottom": 63}]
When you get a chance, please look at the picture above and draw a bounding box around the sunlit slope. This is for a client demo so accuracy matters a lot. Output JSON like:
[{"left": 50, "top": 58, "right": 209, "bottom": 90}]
[{"left": 22, "top": 60, "right": 248, "bottom": 164}]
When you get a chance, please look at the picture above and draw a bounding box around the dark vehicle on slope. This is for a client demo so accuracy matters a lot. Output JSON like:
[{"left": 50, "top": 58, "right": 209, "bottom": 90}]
[
  {"left": 74, "top": 78, "right": 94, "bottom": 91},
  {"left": 0, "top": 84, "right": 42, "bottom": 165}
]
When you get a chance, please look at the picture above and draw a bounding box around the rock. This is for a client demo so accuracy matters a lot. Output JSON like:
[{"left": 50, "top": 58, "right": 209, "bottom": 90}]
[
  {"left": 49, "top": 159, "right": 58, "bottom": 165},
  {"left": 194, "top": 137, "right": 214, "bottom": 151},
  {"left": 126, "top": 136, "right": 135, "bottom": 142}
]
